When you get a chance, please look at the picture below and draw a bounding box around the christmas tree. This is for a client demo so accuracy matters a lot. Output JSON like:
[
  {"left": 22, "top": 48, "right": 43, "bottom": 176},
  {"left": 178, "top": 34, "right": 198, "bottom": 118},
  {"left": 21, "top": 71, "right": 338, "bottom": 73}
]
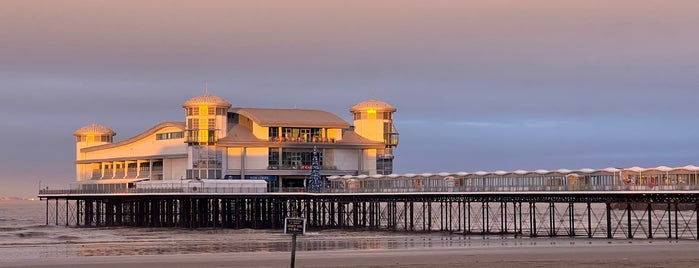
[{"left": 308, "top": 146, "right": 324, "bottom": 192}]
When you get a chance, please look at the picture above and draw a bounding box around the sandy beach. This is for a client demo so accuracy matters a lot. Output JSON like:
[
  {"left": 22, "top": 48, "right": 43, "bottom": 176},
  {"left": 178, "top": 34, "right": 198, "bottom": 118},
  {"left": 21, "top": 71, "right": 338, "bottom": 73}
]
[{"left": 2, "top": 240, "right": 698, "bottom": 268}]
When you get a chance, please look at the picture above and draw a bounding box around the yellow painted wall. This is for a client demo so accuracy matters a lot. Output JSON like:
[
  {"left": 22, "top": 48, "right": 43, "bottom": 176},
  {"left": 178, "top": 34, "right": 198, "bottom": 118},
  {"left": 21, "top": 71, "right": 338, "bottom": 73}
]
[
  {"left": 252, "top": 123, "right": 268, "bottom": 140},
  {"left": 327, "top": 128, "right": 343, "bottom": 141},
  {"left": 333, "top": 149, "right": 360, "bottom": 170},
  {"left": 227, "top": 147, "right": 243, "bottom": 169},
  {"left": 245, "top": 147, "right": 269, "bottom": 169},
  {"left": 353, "top": 119, "right": 384, "bottom": 142},
  {"left": 363, "top": 149, "right": 377, "bottom": 174}
]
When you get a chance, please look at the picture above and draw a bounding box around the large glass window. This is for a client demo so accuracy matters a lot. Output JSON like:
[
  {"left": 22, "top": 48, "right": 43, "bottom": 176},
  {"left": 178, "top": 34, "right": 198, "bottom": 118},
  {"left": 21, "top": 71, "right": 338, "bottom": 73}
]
[
  {"left": 281, "top": 127, "right": 321, "bottom": 141},
  {"left": 281, "top": 148, "right": 322, "bottom": 169},
  {"left": 189, "top": 145, "right": 222, "bottom": 179}
]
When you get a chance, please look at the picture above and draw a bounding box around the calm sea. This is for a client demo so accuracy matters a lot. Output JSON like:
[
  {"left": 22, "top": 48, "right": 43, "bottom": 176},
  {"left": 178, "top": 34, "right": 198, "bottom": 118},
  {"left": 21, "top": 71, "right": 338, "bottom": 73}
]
[{"left": 0, "top": 200, "right": 492, "bottom": 261}]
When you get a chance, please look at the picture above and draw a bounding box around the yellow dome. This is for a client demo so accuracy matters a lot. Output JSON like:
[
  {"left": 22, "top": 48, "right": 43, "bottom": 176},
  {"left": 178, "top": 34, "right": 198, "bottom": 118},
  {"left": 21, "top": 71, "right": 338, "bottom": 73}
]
[
  {"left": 182, "top": 93, "right": 231, "bottom": 108},
  {"left": 74, "top": 123, "right": 115, "bottom": 136},
  {"left": 350, "top": 99, "right": 396, "bottom": 113}
]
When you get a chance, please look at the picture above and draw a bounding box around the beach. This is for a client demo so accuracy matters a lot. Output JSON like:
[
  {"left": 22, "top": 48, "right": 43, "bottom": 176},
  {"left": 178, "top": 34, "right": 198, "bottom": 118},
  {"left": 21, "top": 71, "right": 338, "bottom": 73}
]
[
  {"left": 4, "top": 200, "right": 699, "bottom": 268},
  {"left": 2, "top": 241, "right": 699, "bottom": 268}
]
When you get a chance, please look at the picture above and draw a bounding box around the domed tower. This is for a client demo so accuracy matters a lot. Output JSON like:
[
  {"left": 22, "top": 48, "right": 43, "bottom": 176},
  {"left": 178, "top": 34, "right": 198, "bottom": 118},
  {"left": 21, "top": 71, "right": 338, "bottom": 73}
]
[
  {"left": 182, "top": 92, "right": 231, "bottom": 179},
  {"left": 74, "top": 123, "right": 115, "bottom": 180},
  {"left": 350, "top": 99, "right": 399, "bottom": 174},
  {"left": 182, "top": 92, "right": 232, "bottom": 145}
]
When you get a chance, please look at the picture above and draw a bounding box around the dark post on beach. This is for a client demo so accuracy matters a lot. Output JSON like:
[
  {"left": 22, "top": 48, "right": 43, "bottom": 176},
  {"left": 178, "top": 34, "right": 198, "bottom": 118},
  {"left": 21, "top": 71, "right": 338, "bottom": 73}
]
[{"left": 284, "top": 217, "right": 306, "bottom": 268}]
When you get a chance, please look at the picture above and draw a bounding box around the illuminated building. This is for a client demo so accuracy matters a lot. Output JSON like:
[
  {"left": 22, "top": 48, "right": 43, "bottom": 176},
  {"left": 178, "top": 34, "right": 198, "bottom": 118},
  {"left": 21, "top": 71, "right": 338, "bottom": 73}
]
[{"left": 73, "top": 93, "right": 398, "bottom": 189}]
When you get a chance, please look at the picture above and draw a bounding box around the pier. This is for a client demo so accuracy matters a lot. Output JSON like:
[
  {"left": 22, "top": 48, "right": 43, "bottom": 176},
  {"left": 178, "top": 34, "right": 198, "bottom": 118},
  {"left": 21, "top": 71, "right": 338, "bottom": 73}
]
[{"left": 39, "top": 189, "right": 699, "bottom": 240}]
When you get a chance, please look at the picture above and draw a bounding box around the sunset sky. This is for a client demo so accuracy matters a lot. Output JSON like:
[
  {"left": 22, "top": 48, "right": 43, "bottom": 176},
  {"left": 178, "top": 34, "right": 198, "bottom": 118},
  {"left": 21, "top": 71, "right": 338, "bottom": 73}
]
[{"left": 2, "top": 0, "right": 699, "bottom": 198}]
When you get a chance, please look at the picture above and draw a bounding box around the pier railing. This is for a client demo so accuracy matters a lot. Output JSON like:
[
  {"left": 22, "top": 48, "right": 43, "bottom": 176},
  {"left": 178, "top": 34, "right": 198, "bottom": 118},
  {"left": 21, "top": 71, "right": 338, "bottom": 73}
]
[
  {"left": 39, "top": 187, "right": 266, "bottom": 195},
  {"left": 39, "top": 184, "right": 699, "bottom": 196}
]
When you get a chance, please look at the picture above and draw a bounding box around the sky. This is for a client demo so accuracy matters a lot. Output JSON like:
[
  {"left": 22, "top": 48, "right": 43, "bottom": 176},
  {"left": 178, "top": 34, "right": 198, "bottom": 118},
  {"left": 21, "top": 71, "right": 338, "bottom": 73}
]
[{"left": 2, "top": 0, "right": 699, "bottom": 198}]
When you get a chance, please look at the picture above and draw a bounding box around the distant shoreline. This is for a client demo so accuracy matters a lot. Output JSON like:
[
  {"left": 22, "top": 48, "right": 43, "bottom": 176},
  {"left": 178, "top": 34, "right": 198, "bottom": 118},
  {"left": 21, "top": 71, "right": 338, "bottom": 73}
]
[{"left": 0, "top": 196, "right": 33, "bottom": 201}]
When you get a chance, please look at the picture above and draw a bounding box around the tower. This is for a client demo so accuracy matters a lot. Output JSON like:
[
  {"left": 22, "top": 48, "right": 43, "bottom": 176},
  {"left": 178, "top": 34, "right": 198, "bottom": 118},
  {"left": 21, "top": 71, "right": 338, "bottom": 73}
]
[
  {"left": 350, "top": 99, "right": 399, "bottom": 175},
  {"left": 74, "top": 123, "right": 115, "bottom": 181},
  {"left": 182, "top": 92, "right": 232, "bottom": 179}
]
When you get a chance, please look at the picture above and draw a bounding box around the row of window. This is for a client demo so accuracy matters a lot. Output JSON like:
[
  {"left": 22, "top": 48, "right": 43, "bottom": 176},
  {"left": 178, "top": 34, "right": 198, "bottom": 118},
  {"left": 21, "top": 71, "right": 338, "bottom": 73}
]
[
  {"left": 353, "top": 111, "right": 393, "bottom": 120},
  {"left": 187, "top": 118, "right": 217, "bottom": 129},
  {"left": 76, "top": 136, "right": 113, "bottom": 142},
  {"left": 156, "top": 131, "right": 184, "bottom": 140},
  {"left": 268, "top": 127, "right": 322, "bottom": 139},
  {"left": 186, "top": 107, "right": 227, "bottom": 116}
]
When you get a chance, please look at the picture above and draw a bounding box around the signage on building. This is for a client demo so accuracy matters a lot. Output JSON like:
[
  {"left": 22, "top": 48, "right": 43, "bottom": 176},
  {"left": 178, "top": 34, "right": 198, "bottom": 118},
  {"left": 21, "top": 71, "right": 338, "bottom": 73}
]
[{"left": 224, "top": 175, "right": 277, "bottom": 182}]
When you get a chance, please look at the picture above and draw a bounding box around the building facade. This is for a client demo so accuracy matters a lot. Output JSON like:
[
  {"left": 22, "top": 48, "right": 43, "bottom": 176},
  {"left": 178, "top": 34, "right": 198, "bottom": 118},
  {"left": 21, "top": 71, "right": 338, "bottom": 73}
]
[{"left": 73, "top": 93, "right": 398, "bottom": 189}]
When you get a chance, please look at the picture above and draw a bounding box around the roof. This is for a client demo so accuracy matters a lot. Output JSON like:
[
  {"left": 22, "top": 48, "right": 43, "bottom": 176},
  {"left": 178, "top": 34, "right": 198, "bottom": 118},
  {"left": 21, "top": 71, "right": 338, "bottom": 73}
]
[
  {"left": 82, "top": 122, "right": 185, "bottom": 152},
  {"left": 336, "top": 130, "right": 384, "bottom": 146},
  {"left": 217, "top": 124, "right": 267, "bottom": 144},
  {"left": 182, "top": 93, "right": 232, "bottom": 108},
  {"left": 232, "top": 108, "right": 350, "bottom": 128},
  {"left": 350, "top": 99, "right": 396, "bottom": 113},
  {"left": 74, "top": 123, "right": 115, "bottom": 136}
]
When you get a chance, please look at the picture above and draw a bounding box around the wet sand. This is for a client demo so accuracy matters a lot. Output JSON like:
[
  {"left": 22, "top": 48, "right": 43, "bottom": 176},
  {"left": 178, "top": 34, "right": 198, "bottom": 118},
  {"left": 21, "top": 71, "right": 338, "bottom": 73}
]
[{"left": 2, "top": 241, "right": 699, "bottom": 268}]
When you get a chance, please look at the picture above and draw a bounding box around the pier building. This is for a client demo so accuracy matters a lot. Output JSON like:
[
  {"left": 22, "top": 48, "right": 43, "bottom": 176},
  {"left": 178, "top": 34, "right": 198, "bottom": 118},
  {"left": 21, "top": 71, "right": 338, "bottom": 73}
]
[{"left": 73, "top": 92, "right": 399, "bottom": 191}]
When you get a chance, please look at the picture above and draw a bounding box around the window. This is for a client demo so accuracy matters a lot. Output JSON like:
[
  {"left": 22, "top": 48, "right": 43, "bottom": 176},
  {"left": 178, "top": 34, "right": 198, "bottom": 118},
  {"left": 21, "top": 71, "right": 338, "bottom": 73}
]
[
  {"left": 208, "top": 118, "right": 215, "bottom": 129},
  {"left": 156, "top": 132, "right": 185, "bottom": 140},
  {"left": 208, "top": 107, "right": 215, "bottom": 115},
  {"left": 192, "top": 118, "right": 199, "bottom": 129},
  {"left": 383, "top": 112, "right": 392, "bottom": 120},
  {"left": 216, "top": 108, "right": 227, "bottom": 115},
  {"left": 268, "top": 127, "right": 279, "bottom": 140},
  {"left": 192, "top": 107, "right": 199, "bottom": 116},
  {"left": 353, "top": 113, "right": 362, "bottom": 120},
  {"left": 268, "top": 148, "right": 280, "bottom": 166}
]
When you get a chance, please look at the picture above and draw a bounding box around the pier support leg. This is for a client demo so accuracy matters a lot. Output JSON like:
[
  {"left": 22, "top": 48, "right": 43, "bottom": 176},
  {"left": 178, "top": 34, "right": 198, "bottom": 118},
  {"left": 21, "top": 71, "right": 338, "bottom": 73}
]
[
  {"left": 587, "top": 202, "right": 592, "bottom": 238},
  {"left": 606, "top": 203, "right": 612, "bottom": 239},
  {"left": 647, "top": 203, "right": 653, "bottom": 239},
  {"left": 626, "top": 203, "right": 633, "bottom": 239}
]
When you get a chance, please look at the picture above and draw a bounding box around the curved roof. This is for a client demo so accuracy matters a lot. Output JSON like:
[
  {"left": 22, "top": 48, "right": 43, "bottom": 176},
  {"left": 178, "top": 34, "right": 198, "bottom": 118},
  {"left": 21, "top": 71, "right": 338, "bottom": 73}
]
[
  {"left": 182, "top": 93, "right": 231, "bottom": 108},
  {"left": 74, "top": 123, "right": 115, "bottom": 136},
  {"left": 233, "top": 108, "right": 350, "bottom": 128},
  {"left": 81, "top": 122, "right": 185, "bottom": 152},
  {"left": 350, "top": 99, "right": 396, "bottom": 113}
]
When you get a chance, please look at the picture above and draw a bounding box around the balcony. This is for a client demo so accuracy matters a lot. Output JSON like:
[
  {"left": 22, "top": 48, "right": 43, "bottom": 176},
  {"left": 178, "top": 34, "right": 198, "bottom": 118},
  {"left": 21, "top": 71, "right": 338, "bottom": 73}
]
[
  {"left": 384, "top": 133, "right": 399, "bottom": 146},
  {"left": 185, "top": 129, "right": 218, "bottom": 144},
  {"left": 269, "top": 137, "right": 335, "bottom": 143}
]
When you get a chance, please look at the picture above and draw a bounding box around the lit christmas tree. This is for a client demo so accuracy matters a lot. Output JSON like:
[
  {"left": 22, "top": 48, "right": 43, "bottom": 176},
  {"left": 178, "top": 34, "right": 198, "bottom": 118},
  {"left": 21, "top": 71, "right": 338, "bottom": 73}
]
[{"left": 308, "top": 146, "right": 324, "bottom": 192}]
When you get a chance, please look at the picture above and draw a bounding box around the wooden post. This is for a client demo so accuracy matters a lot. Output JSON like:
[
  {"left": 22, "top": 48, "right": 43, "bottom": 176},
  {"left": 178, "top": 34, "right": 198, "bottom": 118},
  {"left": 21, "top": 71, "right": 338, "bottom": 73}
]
[{"left": 290, "top": 234, "right": 297, "bottom": 268}]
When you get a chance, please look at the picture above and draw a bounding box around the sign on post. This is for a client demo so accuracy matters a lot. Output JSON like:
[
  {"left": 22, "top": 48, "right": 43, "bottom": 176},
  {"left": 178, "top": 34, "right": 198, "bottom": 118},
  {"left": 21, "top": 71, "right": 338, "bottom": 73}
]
[
  {"left": 285, "top": 217, "right": 306, "bottom": 268},
  {"left": 285, "top": 217, "right": 306, "bottom": 235}
]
